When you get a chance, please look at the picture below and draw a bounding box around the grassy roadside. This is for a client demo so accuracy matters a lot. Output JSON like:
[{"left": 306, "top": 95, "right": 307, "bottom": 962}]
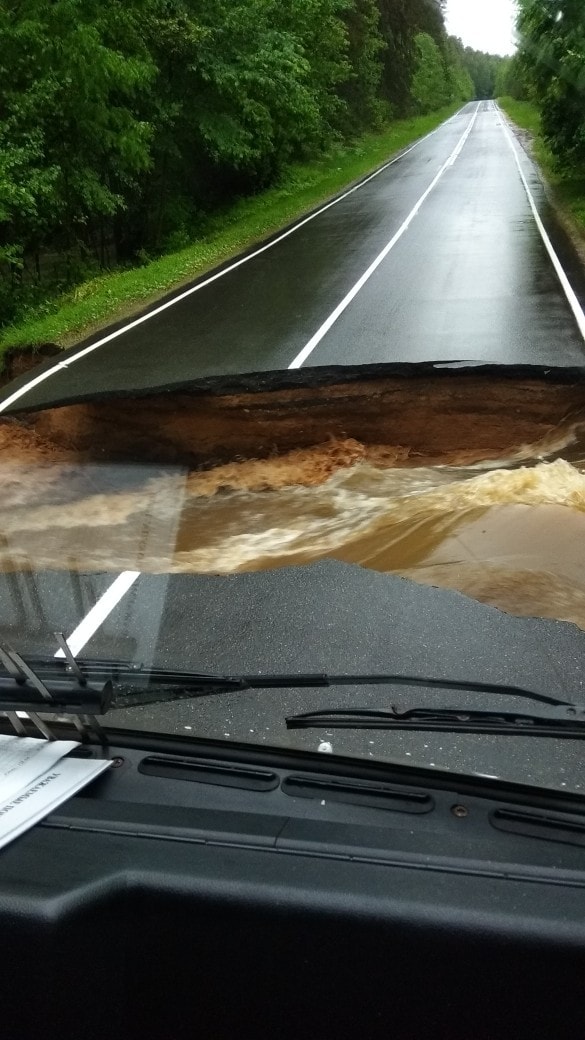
[
  {"left": 498, "top": 96, "right": 585, "bottom": 234},
  {"left": 0, "top": 102, "right": 462, "bottom": 369}
]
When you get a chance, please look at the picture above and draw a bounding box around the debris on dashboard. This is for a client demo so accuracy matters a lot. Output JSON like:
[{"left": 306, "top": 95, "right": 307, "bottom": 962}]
[{"left": 1, "top": 361, "right": 585, "bottom": 629}]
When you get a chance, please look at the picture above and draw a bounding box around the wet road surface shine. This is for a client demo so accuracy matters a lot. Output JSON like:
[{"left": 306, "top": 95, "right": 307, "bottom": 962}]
[
  {"left": 4, "top": 102, "right": 585, "bottom": 413},
  {"left": 314, "top": 105, "right": 585, "bottom": 366}
]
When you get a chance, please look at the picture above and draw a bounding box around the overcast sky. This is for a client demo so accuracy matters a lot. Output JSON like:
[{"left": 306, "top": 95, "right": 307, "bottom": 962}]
[{"left": 445, "top": 0, "right": 517, "bottom": 56}]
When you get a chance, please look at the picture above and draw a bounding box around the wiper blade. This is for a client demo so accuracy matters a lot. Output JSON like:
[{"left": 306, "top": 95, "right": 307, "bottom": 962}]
[{"left": 285, "top": 706, "right": 585, "bottom": 739}]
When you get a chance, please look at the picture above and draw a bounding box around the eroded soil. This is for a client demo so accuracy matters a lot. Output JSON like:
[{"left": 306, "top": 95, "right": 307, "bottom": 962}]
[
  {"left": 9, "top": 370, "right": 585, "bottom": 470},
  {"left": 2, "top": 365, "right": 585, "bottom": 628}
]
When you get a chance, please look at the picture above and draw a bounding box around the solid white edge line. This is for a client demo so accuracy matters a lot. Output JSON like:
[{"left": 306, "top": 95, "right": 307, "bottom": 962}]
[
  {"left": 54, "top": 571, "right": 140, "bottom": 659},
  {"left": 0, "top": 110, "right": 473, "bottom": 416},
  {"left": 496, "top": 104, "right": 585, "bottom": 342},
  {"left": 287, "top": 103, "right": 480, "bottom": 369}
]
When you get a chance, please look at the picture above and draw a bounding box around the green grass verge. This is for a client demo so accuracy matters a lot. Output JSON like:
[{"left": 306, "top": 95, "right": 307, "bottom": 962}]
[
  {"left": 498, "top": 96, "right": 585, "bottom": 234},
  {"left": 497, "top": 97, "right": 542, "bottom": 138},
  {"left": 0, "top": 102, "right": 462, "bottom": 368}
]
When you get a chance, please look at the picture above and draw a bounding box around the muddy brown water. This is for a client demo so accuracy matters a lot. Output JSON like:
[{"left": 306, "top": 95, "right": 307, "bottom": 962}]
[
  {"left": 2, "top": 443, "right": 585, "bottom": 630},
  {"left": 3, "top": 372, "right": 585, "bottom": 630}
]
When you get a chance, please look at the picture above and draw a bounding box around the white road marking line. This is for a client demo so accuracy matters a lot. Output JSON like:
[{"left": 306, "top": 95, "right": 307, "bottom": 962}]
[
  {"left": 497, "top": 105, "right": 585, "bottom": 342},
  {"left": 54, "top": 571, "right": 140, "bottom": 659},
  {"left": 0, "top": 117, "right": 464, "bottom": 416},
  {"left": 288, "top": 104, "right": 480, "bottom": 369}
]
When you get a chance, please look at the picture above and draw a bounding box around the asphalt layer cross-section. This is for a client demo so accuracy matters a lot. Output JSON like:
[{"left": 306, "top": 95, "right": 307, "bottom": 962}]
[{"left": 3, "top": 100, "right": 585, "bottom": 413}]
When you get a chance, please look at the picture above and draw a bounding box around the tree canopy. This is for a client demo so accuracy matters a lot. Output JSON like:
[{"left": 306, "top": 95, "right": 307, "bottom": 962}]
[
  {"left": 515, "top": 0, "right": 585, "bottom": 171},
  {"left": 0, "top": 0, "right": 502, "bottom": 328}
]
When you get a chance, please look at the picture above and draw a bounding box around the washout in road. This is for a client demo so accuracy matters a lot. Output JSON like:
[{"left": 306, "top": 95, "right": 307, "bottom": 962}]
[{"left": 2, "top": 101, "right": 585, "bottom": 790}]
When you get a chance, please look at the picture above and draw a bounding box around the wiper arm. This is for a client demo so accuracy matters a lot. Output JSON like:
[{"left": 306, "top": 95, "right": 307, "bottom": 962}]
[
  {"left": 0, "top": 652, "right": 249, "bottom": 714},
  {"left": 285, "top": 706, "right": 585, "bottom": 739},
  {"left": 0, "top": 643, "right": 580, "bottom": 717}
]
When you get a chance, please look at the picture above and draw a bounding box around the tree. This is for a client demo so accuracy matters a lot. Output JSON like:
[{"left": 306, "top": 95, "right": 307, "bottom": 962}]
[
  {"left": 411, "top": 32, "right": 450, "bottom": 112},
  {"left": 376, "top": 0, "right": 418, "bottom": 116},
  {"left": 517, "top": 0, "right": 585, "bottom": 169},
  {"left": 444, "top": 38, "right": 475, "bottom": 103},
  {"left": 338, "top": 0, "right": 386, "bottom": 130},
  {"left": 376, "top": 0, "right": 450, "bottom": 116},
  {"left": 494, "top": 54, "right": 530, "bottom": 100},
  {"left": 461, "top": 46, "right": 502, "bottom": 99},
  {"left": 0, "top": 0, "right": 154, "bottom": 279}
]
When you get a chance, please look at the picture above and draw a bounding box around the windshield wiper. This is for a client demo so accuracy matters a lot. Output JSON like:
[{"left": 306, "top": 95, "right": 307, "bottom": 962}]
[
  {"left": 0, "top": 641, "right": 582, "bottom": 726},
  {"left": 285, "top": 706, "right": 585, "bottom": 739}
]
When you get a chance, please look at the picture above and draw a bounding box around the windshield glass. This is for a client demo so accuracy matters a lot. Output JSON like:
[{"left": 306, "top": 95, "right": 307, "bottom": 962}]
[{"left": 1, "top": 0, "right": 585, "bottom": 794}]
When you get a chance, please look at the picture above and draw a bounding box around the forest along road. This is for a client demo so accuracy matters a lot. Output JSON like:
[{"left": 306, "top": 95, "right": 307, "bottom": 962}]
[{"left": 2, "top": 99, "right": 585, "bottom": 414}]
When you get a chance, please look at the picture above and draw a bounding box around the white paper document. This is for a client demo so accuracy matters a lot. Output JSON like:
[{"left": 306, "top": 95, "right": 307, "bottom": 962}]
[{"left": 0, "top": 734, "right": 111, "bottom": 850}]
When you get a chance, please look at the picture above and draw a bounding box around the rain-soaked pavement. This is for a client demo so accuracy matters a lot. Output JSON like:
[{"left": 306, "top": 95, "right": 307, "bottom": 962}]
[
  {"left": 2, "top": 101, "right": 585, "bottom": 793},
  {"left": 2, "top": 560, "right": 585, "bottom": 793},
  {"left": 3, "top": 101, "right": 585, "bottom": 413}
]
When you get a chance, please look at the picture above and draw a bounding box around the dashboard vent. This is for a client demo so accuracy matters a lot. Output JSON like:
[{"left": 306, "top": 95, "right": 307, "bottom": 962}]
[
  {"left": 282, "top": 774, "right": 433, "bottom": 813},
  {"left": 491, "top": 808, "right": 585, "bottom": 847},
  {"left": 139, "top": 755, "right": 279, "bottom": 791}
]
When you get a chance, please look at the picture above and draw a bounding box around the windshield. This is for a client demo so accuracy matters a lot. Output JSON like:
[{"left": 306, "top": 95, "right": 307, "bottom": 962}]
[{"left": 1, "top": 0, "right": 585, "bottom": 794}]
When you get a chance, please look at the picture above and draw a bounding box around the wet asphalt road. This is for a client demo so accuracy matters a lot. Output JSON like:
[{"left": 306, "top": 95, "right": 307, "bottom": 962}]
[
  {"left": 2, "top": 560, "right": 585, "bottom": 791},
  {"left": 3, "top": 101, "right": 585, "bottom": 792},
  {"left": 3, "top": 101, "right": 585, "bottom": 413}
]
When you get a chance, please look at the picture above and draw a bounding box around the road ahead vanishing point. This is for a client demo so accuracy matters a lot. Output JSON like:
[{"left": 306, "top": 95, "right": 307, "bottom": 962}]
[{"left": 3, "top": 100, "right": 585, "bottom": 414}]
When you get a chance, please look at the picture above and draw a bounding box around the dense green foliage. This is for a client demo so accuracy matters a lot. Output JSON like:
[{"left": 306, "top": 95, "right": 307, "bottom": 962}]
[
  {"left": 0, "top": 0, "right": 497, "bottom": 333},
  {"left": 515, "top": 0, "right": 585, "bottom": 173},
  {"left": 411, "top": 33, "right": 451, "bottom": 112},
  {"left": 410, "top": 33, "right": 475, "bottom": 114},
  {"left": 495, "top": 54, "right": 531, "bottom": 101},
  {"left": 458, "top": 44, "right": 503, "bottom": 99}
]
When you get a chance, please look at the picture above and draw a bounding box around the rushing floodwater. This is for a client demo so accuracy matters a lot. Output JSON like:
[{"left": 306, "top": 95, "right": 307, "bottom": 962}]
[{"left": 2, "top": 440, "right": 585, "bottom": 629}]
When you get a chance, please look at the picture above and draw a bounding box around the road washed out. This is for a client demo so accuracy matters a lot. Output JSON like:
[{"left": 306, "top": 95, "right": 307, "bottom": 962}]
[{"left": 1, "top": 363, "right": 585, "bottom": 629}]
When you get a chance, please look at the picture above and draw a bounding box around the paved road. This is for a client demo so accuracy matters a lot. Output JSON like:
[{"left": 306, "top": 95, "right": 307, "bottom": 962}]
[
  {"left": 2, "top": 101, "right": 585, "bottom": 414},
  {"left": 2, "top": 101, "right": 585, "bottom": 792},
  {"left": 2, "top": 561, "right": 585, "bottom": 791}
]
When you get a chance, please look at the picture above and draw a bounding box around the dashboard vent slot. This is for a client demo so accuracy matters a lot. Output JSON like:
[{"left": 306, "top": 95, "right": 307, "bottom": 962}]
[
  {"left": 282, "top": 774, "right": 433, "bottom": 813},
  {"left": 491, "top": 808, "right": 585, "bottom": 847},
  {"left": 139, "top": 755, "right": 279, "bottom": 791}
]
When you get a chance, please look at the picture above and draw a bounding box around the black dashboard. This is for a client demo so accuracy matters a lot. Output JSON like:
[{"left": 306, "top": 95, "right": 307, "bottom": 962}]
[{"left": 1, "top": 729, "right": 585, "bottom": 1040}]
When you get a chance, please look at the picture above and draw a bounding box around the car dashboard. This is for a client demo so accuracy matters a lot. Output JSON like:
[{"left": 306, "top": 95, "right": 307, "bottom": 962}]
[{"left": 1, "top": 729, "right": 585, "bottom": 1040}]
